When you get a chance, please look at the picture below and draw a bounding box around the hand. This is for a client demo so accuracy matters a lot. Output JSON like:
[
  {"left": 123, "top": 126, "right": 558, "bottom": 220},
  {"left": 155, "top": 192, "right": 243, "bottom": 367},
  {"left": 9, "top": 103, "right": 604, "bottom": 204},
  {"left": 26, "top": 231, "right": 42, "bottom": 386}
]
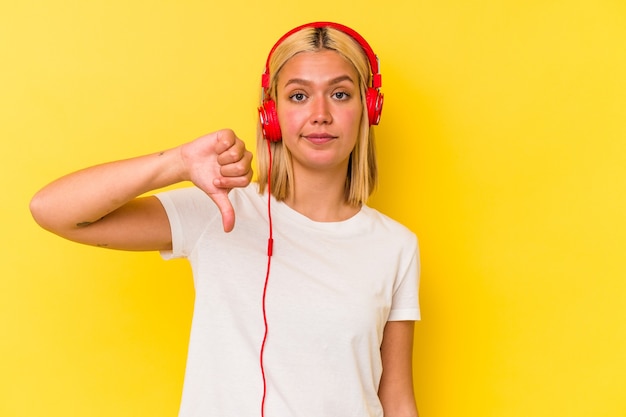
[{"left": 180, "top": 129, "right": 253, "bottom": 232}]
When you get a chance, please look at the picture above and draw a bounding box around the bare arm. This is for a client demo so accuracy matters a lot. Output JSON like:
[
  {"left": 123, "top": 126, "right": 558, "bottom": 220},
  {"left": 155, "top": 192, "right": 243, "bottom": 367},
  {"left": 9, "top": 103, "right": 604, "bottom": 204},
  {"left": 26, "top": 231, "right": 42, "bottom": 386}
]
[
  {"left": 30, "top": 129, "right": 253, "bottom": 251},
  {"left": 379, "top": 320, "right": 419, "bottom": 417}
]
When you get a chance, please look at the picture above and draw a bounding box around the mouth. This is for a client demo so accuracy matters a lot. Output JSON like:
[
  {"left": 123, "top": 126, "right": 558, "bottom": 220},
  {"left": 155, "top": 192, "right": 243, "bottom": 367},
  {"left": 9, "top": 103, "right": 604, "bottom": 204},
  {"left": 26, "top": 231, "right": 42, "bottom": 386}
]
[{"left": 302, "top": 133, "right": 338, "bottom": 145}]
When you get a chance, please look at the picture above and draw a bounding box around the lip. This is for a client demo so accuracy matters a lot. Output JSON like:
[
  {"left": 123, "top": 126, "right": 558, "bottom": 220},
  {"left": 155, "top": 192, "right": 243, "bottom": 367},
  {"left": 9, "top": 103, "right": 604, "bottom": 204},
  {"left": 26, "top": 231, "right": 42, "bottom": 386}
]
[{"left": 302, "top": 133, "right": 338, "bottom": 144}]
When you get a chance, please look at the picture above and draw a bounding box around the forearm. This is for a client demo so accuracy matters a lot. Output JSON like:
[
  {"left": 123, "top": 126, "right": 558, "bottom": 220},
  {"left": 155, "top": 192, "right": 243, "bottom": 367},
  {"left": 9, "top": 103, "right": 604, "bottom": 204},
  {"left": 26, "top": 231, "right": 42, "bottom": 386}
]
[
  {"left": 30, "top": 147, "right": 185, "bottom": 234},
  {"left": 379, "top": 383, "right": 419, "bottom": 417},
  {"left": 379, "top": 320, "right": 419, "bottom": 417}
]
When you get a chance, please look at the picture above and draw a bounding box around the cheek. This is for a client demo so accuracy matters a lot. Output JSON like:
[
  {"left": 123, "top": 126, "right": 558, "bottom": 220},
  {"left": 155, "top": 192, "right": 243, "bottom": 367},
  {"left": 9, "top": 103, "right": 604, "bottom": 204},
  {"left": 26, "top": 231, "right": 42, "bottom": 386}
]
[
  {"left": 277, "top": 107, "right": 304, "bottom": 134},
  {"left": 346, "top": 107, "right": 364, "bottom": 131}
]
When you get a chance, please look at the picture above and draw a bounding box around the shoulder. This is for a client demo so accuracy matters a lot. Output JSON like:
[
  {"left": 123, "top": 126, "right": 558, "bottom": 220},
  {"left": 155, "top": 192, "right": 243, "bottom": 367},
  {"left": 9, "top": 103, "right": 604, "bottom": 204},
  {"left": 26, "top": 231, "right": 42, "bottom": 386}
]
[
  {"left": 156, "top": 184, "right": 209, "bottom": 205},
  {"left": 229, "top": 182, "right": 265, "bottom": 207},
  {"left": 361, "top": 205, "right": 417, "bottom": 247},
  {"left": 157, "top": 183, "right": 261, "bottom": 206},
  {"left": 156, "top": 184, "right": 263, "bottom": 225}
]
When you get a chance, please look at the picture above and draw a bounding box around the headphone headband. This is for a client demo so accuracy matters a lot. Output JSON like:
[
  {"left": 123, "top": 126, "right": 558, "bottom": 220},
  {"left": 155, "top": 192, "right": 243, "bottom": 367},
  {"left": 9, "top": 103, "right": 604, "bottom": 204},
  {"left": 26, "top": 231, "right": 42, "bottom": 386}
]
[{"left": 261, "top": 21, "right": 381, "bottom": 90}]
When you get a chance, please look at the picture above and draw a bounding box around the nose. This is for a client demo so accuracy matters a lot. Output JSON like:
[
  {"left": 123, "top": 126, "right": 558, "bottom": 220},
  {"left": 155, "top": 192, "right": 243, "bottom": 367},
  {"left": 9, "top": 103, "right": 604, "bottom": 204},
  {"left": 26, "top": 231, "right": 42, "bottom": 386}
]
[{"left": 310, "top": 96, "right": 332, "bottom": 125}]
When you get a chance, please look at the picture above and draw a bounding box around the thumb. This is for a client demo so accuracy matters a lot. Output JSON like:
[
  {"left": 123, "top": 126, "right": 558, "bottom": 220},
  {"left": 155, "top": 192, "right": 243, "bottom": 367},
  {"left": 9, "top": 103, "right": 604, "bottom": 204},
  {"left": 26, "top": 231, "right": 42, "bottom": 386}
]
[{"left": 209, "top": 190, "right": 236, "bottom": 232}]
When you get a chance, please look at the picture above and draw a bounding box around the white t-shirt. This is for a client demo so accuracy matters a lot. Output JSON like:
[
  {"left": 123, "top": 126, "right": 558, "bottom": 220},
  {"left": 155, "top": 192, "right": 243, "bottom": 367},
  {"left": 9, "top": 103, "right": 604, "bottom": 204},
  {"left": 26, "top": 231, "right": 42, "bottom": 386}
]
[{"left": 156, "top": 184, "right": 420, "bottom": 417}]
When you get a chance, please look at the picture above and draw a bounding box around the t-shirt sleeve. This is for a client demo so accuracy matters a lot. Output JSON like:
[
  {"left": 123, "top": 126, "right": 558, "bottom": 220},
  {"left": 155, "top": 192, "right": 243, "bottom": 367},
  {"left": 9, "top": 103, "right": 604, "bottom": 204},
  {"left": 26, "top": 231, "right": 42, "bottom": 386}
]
[
  {"left": 388, "top": 234, "right": 421, "bottom": 321},
  {"left": 155, "top": 187, "right": 221, "bottom": 260}
]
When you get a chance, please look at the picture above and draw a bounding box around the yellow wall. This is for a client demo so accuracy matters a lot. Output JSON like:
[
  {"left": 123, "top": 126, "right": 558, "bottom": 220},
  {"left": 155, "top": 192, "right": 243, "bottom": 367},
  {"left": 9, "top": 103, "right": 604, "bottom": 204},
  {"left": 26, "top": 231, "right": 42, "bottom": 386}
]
[{"left": 2, "top": 1, "right": 625, "bottom": 416}]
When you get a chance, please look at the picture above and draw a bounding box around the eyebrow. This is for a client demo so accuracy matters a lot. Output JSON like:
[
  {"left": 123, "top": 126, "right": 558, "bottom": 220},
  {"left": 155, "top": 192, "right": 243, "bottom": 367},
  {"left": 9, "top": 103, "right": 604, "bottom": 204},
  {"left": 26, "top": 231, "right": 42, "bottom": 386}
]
[{"left": 283, "top": 75, "right": 355, "bottom": 88}]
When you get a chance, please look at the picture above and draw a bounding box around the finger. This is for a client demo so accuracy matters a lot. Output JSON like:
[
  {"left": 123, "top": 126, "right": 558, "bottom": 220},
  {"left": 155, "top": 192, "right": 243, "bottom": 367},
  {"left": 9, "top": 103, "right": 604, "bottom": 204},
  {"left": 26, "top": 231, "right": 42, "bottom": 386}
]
[
  {"left": 216, "top": 136, "right": 246, "bottom": 166},
  {"left": 220, "top": 151, "right": 253, "bottom": 177},
  {"left": 214, "top": 171, "right": 253, "bottom": 189},
  {"left": 209, "top": 191, "right": 236, "bottom": 232},
  {"left": 213, "top": 129, "right": 238, "bottom": 156}
]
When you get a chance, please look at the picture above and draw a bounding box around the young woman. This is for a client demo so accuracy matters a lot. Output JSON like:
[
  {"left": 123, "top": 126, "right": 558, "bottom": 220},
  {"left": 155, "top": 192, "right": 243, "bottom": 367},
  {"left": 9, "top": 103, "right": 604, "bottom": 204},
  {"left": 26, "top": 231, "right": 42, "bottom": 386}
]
[{"left": 31, "top": 22, "right": 420, "bottom": 417}]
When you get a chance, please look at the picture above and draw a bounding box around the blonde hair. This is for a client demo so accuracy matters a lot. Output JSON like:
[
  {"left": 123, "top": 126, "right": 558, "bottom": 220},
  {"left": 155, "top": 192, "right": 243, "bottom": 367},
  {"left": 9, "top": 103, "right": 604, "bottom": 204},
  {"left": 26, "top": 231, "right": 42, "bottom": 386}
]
[{"left": 256, "top": 25, "right": 378, "bottom": 206}]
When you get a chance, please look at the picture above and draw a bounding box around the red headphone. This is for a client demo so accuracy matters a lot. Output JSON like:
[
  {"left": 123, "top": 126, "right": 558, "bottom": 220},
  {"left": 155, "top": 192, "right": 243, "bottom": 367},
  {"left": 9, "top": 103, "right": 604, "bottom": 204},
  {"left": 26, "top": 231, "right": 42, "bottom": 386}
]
[{"left": 258, "top": 22, "right": 384, "bottom": 142}]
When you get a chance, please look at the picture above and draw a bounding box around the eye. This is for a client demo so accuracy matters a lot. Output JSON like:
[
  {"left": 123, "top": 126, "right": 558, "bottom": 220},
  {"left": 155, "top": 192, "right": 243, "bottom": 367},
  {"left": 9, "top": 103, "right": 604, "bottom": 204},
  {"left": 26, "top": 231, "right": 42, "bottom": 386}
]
[
  {"left": 332, "top": 91, "right": 350, "bottom": 101},
  {"left": 289, "top": 92, "right": 307, "bottom": 102}
]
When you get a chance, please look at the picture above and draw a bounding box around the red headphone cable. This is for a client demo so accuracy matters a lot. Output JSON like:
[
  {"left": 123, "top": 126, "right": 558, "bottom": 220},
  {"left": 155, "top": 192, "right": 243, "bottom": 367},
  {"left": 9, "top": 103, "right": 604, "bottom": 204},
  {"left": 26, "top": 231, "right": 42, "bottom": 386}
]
[{"left": 260, "top": 138, "right": 274, "bottom": 417}]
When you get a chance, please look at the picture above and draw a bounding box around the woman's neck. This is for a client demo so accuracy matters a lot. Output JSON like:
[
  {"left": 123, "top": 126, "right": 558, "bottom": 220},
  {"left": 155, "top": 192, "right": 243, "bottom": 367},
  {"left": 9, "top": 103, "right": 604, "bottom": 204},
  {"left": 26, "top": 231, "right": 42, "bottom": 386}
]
[{"left": 284, "top": 169, "right": 360, "bottom": 222}]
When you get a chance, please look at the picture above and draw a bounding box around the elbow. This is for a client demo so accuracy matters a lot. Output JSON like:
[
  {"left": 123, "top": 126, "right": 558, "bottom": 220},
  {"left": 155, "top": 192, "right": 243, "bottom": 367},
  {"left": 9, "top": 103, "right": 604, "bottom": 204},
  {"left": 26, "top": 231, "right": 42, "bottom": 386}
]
[
  {"left": 29, "top": 190, "right": 49, "bottom": 230},
  {"left": 29, "top": 189, "right": 59, "bottom": 232}
]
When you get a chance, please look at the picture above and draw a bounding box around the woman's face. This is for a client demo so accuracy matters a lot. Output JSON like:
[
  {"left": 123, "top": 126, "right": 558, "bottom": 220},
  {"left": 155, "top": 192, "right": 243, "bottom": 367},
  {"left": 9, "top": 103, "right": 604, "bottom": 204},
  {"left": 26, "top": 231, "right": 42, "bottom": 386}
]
[{"left": 275, "top": 49, "right": 363, "bottom": 176}]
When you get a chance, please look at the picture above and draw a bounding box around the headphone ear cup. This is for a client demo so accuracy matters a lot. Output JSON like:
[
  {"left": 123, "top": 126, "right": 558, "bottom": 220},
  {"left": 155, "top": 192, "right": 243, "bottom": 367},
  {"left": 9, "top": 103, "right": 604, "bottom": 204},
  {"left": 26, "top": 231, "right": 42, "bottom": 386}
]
[
  {"left": 258, "top": 100, "right": 282, "bottom": 142},
  {"left": 366, "top": 88, "right": 384, "bottom": 126}
]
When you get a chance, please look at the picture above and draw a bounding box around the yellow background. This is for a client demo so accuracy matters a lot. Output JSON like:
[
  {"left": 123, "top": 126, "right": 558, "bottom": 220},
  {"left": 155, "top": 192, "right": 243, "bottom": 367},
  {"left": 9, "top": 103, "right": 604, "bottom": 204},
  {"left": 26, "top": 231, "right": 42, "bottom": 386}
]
[{"left": 1, "top": 1, "right": 625, "bottom": 416}]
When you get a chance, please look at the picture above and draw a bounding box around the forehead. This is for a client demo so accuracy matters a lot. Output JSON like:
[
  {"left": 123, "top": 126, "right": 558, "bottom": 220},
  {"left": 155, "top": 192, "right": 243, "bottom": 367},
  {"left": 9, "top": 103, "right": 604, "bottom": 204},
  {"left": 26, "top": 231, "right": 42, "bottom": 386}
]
[{"left": 278, "top": 50, "right": 358, "bottom": 84}]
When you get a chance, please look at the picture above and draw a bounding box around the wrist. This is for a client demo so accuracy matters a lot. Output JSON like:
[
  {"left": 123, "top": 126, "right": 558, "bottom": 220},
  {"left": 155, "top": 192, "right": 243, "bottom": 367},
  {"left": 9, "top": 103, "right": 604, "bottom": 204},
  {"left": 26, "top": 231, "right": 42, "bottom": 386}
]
[{"left": 146, "top": 146, "right": 189, "bottom": 189}]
